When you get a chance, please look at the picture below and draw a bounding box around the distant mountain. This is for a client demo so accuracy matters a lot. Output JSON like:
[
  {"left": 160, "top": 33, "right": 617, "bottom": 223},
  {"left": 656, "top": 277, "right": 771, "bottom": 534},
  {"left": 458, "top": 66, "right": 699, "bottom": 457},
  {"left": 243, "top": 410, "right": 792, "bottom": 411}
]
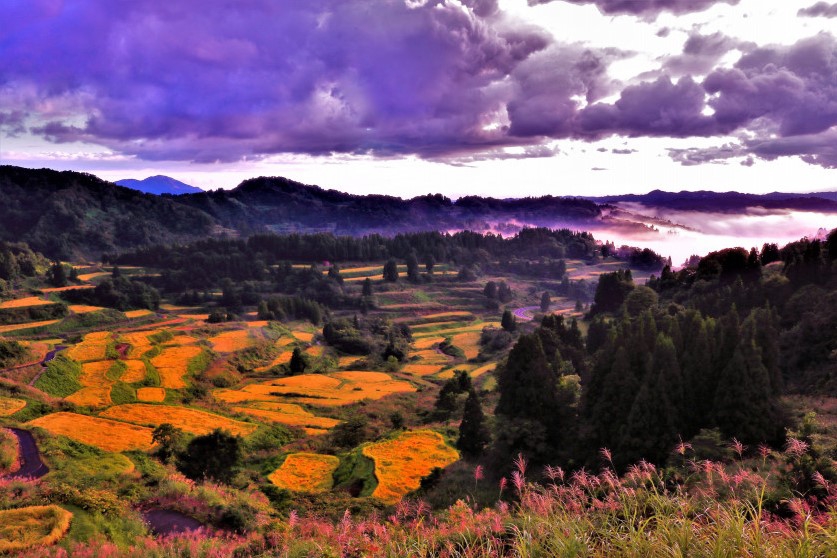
[
  {"left": 115, "top": 175, "right": 203, "bottom": 195},
  {"left": 0, "top": 166, "right": 215, "bottom": 260},
  {"left": 583, "top": 189, "right": 837, "bottom": 213}
]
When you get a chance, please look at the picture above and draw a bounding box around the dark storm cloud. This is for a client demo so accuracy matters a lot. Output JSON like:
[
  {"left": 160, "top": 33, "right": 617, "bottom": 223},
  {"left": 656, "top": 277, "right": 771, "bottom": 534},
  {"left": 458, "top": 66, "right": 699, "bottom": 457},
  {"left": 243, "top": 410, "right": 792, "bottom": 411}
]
[
  {"left": 798, "top": 3, "right": 837, "bottom": 18},
  {"left": 527, "top": 0, "right": 739, "bottom": 19}
]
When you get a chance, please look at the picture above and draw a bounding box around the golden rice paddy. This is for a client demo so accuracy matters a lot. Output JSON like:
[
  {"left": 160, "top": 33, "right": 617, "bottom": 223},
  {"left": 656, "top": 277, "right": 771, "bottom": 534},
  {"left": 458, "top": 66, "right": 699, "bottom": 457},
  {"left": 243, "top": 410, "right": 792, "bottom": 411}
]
[
  {"left": 65, "top": 387, "right": 112, "bottom": 408},
  {"left": 305, "top": 345, "right": 324, "bottom": 357},
  {"left": 100, "top": 404, "right": 257, "bottom": 437},
  {"left": 77, "top": 271, "right": 109, "bottom": 281},
  {"left": 413, "top": 322, "right": 499, "bottom": 338},
  {"left": 0, "top": 297, "right": 52, "bottom": 309},
  {"left": 291, "top": 330, "right": 314, "bottom": 343},
  {"left": 214, "top": 371, "right": 416, "bottom": 407},
  {"left": 413, "top": 336, "right": 446, "bottom": 350},
  {"left": 150, "top": 345, "right": 203, "bottom": 389},
  {"left": 136, "top": 387, "right": 166, "bottom": 402},
  {"left": 269, "top": 453, "right": 339, "bottom": 493},
  {"left": 451, "top": 331, "right": 482, "bottom": 360},
  {"left": 66, "top": 332, "right": 112, "bottom": 362},
  {"left": 402, "top": 363, "right": 446, "bottom": 376},
  {"left": 417, "top": 311, "right": 474, "bottom": 321},
  {"left": 68, "top": 305, "right": 105, "bottom": 314},
  {"left": 0, "top": 397, "right": 27, "bottom": 416},
  {"left": 233, "top": 403, "right": 340, "bottom": 433},
  {"left": 363, "top": 430, "right": 459, "bottom": 504},
  {"left": 120, "top": 360, "right": 147, "bottom": 383},
  {"left": 39, "top": 285, "right": 95, "bottom": 293},
  {"left": 337, "top": 355, "right": 363, "bottom": 367},
  {"left": 275, "top": 337, "right": 295, "bottom": 347},
  {"left": 121, "top": 331, "right": 155, "bottom": 357},
  {"left": 28, "top": 412, "right": 154, "bottom": 452},
  {"left": 247, "top": 320, "right": 270, "bottom": 328},
  {"left": 0, "top": 505, "right": 73, "bottom": 553},
  {"left": 123, "top": 309, "right": 153, "bottom": 318},
  {"left": 208, "top": 329, "right": 252, "bottom": 353},
  {"left": 0, "top": 320, "right": 60, "bottom": 333}
]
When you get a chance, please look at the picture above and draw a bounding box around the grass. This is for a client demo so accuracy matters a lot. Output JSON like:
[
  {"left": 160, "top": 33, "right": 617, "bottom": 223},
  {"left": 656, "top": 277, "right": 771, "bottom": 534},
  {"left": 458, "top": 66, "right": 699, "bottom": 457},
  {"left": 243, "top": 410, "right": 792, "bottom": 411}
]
[
  {"left": 0, "top": 505, "right": 73, "bottom": 553},
  {"left": 99, "top": 403, "right": 258, "bottom": 437},
  {"left": 362, "top": 430, "right": 459, "bottom": 504},
  {"left": 109, "top": 383, "right": 137, "bottom": 405},
  {"left": 0, "top": 428, "right": 18, "bottom": 474},
  {"left": 28, "top": 412, "right": 155, "bottom": 452},
  {"left": 34, "top": 356, "right": 83, "bottom": 398},
  {"left": 269, "top": 453, "right": 340, "bottom": 493},
  {"left": 0, "top": 396, "right": 27, "bottom": 416}
]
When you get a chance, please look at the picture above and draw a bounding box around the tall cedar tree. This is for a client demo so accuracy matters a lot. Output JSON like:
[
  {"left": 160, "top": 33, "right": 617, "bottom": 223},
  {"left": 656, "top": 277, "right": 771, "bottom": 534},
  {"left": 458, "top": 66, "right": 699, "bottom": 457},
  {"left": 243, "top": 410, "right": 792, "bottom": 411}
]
[
  {"left": 714, "top": 317, "right": 783, "bottom": 445},
  {"left": 289, "top": 347, "right": 306, "bottom": 375},
  {"left": 382, "top": 258, "right": 399, "bottom": 282},
  {"left": 458, "top": 388, "right": 490, "bottom": 458},
  {"left": 406, "top": 252, "right": 420, "bottom": 283},
  {"left": 619, "top": 341, "right": 678, "bottom": 467},
  {"left": 496, "top": 334, "right": 557, "bottom": 421},
  {"left": 501, "top": 309, "right": 516, "bottom": 332},
  {"left": 540, "top": 291, "right": 551, "bottom": 313},
  {"left": 587, "top": 345, "right": 638, "bottom": 454},
  {"left": 362, "top": 277, "right": 373, "bottom": 297}
]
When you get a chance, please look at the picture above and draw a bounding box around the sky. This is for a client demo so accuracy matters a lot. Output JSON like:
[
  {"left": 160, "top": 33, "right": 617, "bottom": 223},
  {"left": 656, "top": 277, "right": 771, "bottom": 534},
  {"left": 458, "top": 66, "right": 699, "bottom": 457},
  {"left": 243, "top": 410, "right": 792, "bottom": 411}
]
[{"left": 1, "top": 0, "right": 836, "bottom": 198}]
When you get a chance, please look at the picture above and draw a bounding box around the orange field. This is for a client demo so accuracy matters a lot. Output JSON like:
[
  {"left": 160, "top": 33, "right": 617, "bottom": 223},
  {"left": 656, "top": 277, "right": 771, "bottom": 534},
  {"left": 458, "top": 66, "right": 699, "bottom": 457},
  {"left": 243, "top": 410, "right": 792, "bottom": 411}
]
[
  {"left": 275, "top": 337, "right": 295, "bottom": 347},
  {"left": 268, "top": 453, "right": 339, "bottom": 493},
  {"left": 66, "top": 331, "right": 112, "bottom": 362},
  {"left": 0, "top": 505, "right": 73, "bottom": 553},
  {"left": 150, "top": 345, "right": 203, "bottom": 388},
  {"left": 247, "top": 320, "right": 270, "bottom": 328},
  {"left": 337, "top": 355, "right": 363, "bottom": 367},
  {"left": 402, "top": 363, "right": 446, "bottom": 376},
  {"left": 0, "top": 296, "right": 52, "bottom": 309},
  {"left": 0, "top": 320, "right": 60, "bottom": 333},
  {"left": 121, "top": 331, "right": 155, "bottom": 357},
  {"left": 40, "top": 285, "right": 95, "bottom": 293},
  {"left": 305, "top": 345, "right": 324, "bottom": 357},
  {"left": 451, "top": 331, "right": 482, "bottom": 360},
  {"left": 413, "top": 336, "right": 446, "bottom": 350},
  {"left": 28, "top": 412, "right": 154, "bottom": 452},
  {"left": 65, "top": 386, "right": 112, "bottom": 407},
  {"left": 233, "top": 402, "right": 340, "bottom": 434},
  {"left": 77, "top": 271, "right": 109, "bottom": 281},
  {"left": 208, "top": 329, "right": 252, "bottom": 352},
  {"left": 68, "top": 304, "right": 105, "bottom": 314},
  {"left": 438, "top": 362, "right": 496, "bottom": 380},
  {"left": 120, "top": 360, "right": 147, "bottom": 383},
  {"left": 0, "top": 397, "right": 26, "bottom": 416},
  {"left": 291, "top": 330, "right": 314, "bottom": 343},
  {"left": 123, "top": 309, "right": 153, "bottom": 319},
  {"left": 363, "top": 430, "right": 459, "bottom": 504},
  {"left": 136, "top": 387, "right": 166, "bottom": 402},
  {"left": 256, "top": 350, "right": 293, "bottom": 372},
  {"left": 214, "top": 371, "right": 416, "bottom": 407},
  {"left": 162, "top": 334, "right": 199, "bottom": 346},
  {"left": 100, "top": 404, "right": 257, "bottom": 437}
]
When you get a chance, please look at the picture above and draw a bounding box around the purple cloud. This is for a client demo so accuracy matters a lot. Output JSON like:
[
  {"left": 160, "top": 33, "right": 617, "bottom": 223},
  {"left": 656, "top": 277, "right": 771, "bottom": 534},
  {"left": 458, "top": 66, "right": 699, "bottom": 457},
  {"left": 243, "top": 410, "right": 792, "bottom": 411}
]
[
  {"left": 527, "top": 0, "right": 739, "bottom": 18},
  {"left": 798, "top": 2, "right": 837, "bottom": 17}
]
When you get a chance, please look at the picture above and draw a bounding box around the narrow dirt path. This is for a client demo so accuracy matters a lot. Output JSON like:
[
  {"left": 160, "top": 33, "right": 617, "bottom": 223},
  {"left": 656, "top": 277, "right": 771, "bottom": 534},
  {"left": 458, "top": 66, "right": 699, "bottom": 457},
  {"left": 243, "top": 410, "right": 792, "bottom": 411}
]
[{"left": 5, "top": 428, "right": 49, "bottom": 479}]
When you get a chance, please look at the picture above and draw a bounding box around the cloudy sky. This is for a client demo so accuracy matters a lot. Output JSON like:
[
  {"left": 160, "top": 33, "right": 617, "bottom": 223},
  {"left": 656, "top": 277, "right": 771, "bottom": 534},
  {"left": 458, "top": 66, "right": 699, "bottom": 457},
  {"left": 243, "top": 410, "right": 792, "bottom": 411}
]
[{"left": 1, "top": 0, "right": 836, "bottom": 197}]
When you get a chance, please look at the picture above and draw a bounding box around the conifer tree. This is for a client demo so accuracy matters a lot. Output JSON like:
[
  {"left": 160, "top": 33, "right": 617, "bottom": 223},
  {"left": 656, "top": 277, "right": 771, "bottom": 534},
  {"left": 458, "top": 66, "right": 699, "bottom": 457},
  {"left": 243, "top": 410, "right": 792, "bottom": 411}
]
[
  {"left": 406, "top": 252, "right": 420, "bottom": 283},
  {"left": 540, "top": 291, "right": 551, "bottom": 313},
  {"left": 651, "top": 334, "right": 684, "bottom": 429},
  {"left": 362, "top": 277, "right": 373, "bottom": 297},
  {"left": 588, "top": 346, "right": 638, "bottom": 451},
  {"left": 289, "top": 347, "right": 306, "bottom": 375},
  {"left": 496, "top": 334, "right": 557, "bottom": 421},
  {"left": 458, "top": 388, "right": 490, "bottom": 458},
  {"left": 620, "top": 358, "right": 678, "bottom": 467},
  {"left": 501, "top": 309, "right": 516, "bottom": 332},
  {"left": 382, "top": 258, "right": 399, "bottom": 282},
  {"left": 714, "top": 317, "right": 782, "bottom": 445}
]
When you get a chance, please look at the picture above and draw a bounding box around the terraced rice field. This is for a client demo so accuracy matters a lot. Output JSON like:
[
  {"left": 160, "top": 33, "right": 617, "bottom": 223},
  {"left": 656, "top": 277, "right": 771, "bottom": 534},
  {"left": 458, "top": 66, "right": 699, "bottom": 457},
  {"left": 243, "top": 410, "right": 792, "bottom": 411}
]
[
  {"left": 123, "top": 309, "right": 153, "bottom": 318},
  {"left": 363, "top": 430, "right": 459, "bottom": 504},
  {"left": 450, "top": 331, "right": 482, "bottom": 359},
  {"left": 413, "top": 322, "right": 499, "bottom": 339},
  {"left": 0, "top": 320, "right": 60, "bottom": 334},
  {"left": 100, "top": 404, "right": 257, "bottom": 437},
  {"left": 214, "top": 371, "right": 416, "bottom": 407},
  {"left": 39, "top": 285, "right": 95, "bottom": 293},
  {"left": 66, "top": 331, "right": 112, "bottom": 362},
  {"left": 275, "top": 337, "right": 295, "bottom": 347},
  {"left": 63, "top": 359, "right": 120, "bottom": 407},
  {"left": 120, "top": 360, "right": 147, "bottom": 383},
  {"left": 337, "top": 356, "right": 363, "bottom": 367},
  {"left": 233, "top": 403, "right": 340, "bottom": 435},
  {"left": 136, "top": 387, "right": 166, "bottom": 402},
  {"left": 28, "top": 412, "right": 155, "bottom": 452},
  {"left": 291, "top": 330, "right": 314, "bottom": 343},
  {"left": 402, "top": 363, "right": 446, "bottom": 376},
  {"left": 0, "top": 505, "right": 73, "bottom": 553},
  {"left": 150, "top": 345, "right": 203, "bottom": 389},
  {"left": 0, "top": 297, "right": 52, "bottom": 309},
  {"left": 413, "top": 336, "right": 446, "bottom": 350},
  {"left": 68, "top": 305, "right": 105, "bottom": 314},
  {"left": 208, "top": 329, "right": 252, "bottom": 353},
  {"left": 77, "top": 271, "right": 109, "bottom": 281},
  {"left": 269, "top": 453, "right": 340, "bottom": 493},
  {"left": 121, "top": 331, "right": 155, "bottom": 357},
  {"left": 305, "top": 345, "right": 324, "bottom": 357},
  {"left": 0, "top": 397, "right": 26, "bottom": 416}
]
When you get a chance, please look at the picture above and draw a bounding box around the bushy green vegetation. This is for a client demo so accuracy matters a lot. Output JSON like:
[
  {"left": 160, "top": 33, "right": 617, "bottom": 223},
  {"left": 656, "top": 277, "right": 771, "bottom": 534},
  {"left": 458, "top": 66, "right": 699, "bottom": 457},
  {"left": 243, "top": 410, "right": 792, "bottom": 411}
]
[{"left": 33, "top": 355, "right": 83, "bottom": 397}]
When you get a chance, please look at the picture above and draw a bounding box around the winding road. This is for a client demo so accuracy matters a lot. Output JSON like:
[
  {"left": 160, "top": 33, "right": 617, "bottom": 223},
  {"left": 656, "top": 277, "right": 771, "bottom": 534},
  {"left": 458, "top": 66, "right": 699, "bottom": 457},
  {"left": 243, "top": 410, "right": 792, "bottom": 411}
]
[
  {"left": 512, "top": 306, "right": 540, "bottom": 322},
  {"left": 6, "top": 428, "right": 49, "bottom": 479}
]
